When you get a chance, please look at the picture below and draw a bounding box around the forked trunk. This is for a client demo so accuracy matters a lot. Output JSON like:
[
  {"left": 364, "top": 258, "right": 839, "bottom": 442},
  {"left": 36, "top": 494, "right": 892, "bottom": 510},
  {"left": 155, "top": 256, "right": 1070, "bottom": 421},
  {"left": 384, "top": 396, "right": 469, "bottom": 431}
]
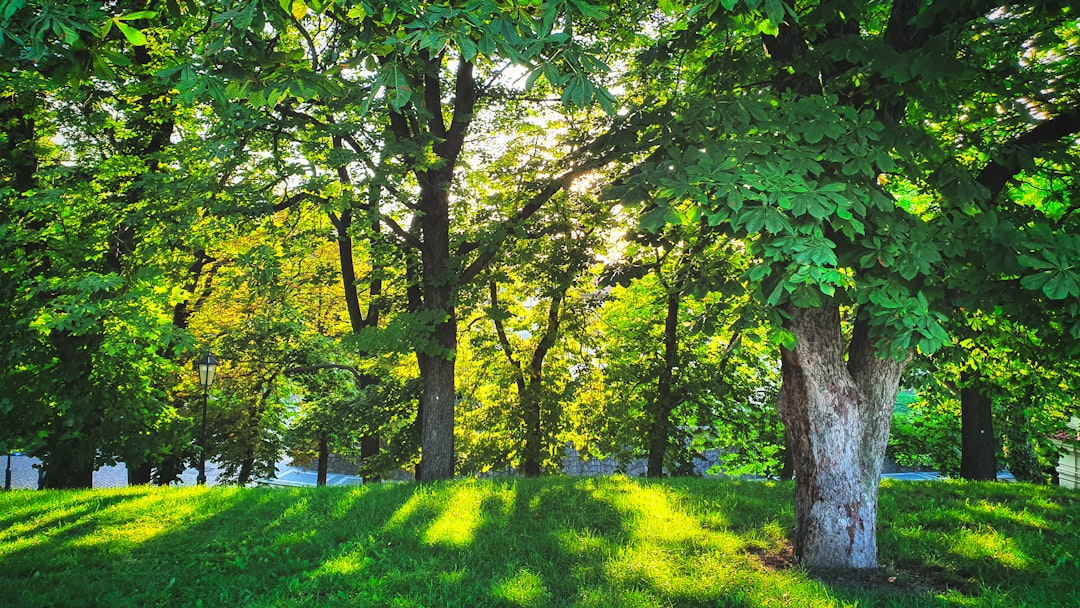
[{"left": 778, "top": 305, "right": 908, "bottom": 570}]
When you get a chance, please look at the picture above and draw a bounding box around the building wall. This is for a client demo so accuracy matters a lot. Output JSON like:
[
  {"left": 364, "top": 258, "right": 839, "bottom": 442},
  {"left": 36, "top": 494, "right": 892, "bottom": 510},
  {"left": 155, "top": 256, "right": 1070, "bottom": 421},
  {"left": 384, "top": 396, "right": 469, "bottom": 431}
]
[{"left": 1056, "top": 417, "right": 1080, "bottom": 490}]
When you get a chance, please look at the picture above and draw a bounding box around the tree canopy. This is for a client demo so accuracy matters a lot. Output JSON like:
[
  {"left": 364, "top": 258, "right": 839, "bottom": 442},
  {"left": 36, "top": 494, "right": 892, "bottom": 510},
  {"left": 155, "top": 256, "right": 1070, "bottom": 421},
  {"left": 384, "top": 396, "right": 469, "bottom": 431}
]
[{"left": 2, "top": 0, "right": 1079, "bottom": 570}]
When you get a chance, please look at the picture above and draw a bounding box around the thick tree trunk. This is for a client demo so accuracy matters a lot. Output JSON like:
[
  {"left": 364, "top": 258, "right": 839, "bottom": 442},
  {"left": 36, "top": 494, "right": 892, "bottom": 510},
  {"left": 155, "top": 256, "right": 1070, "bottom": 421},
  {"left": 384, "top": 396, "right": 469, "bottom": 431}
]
[
  {"left": 43, "top": 438, "right": 95, "bottom": 489},
  {"left": 127, "top": 463, "right": 152, "bottom": 486},
  {"left": 417, "top": 345, "right": 456, "bottom": 481},
  {"left": 415, "top": 179, "right": 458, "bottom": 481},
  {"left": 778, "top": 305, "right": 908, "bottom": 570},
  {"left": 43, "top": 332, "right": 100, "bottom": 490},
  {"left": 960, "top": 374, "right": 997, "bottom": 481},
  {"left": 647, "top": 291, "right": 680, "bottom": 478}
]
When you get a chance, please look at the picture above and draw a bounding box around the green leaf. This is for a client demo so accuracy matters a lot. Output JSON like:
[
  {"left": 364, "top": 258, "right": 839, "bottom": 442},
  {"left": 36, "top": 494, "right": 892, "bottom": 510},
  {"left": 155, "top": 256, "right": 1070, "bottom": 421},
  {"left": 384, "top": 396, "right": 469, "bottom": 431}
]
[
  {"left": 803, "top": 124, "right": 823, "bottom": 144},
  {"left": 569, "top": 0, "right": 608, "bottom": 20},
  {"left": 113, "top": 20, "right": 147, "bottom": 46},
  {"left": 1043, "top": 272, "right": 1079, "bottom": 300},
  {"left": 763, "top": 208, "right": 789, "bottom": 234},
  {"left": 456, "top": 34, "right": 478, "bottom": 61},
  {"left": 116, "top": 11, "right": 157, "bottom": 20},
  {"left": 763, "top": 0, "right": 785, "bottom": 24},
  {"left": 291, "top": 0, "right": 308, "bottom": 20}
]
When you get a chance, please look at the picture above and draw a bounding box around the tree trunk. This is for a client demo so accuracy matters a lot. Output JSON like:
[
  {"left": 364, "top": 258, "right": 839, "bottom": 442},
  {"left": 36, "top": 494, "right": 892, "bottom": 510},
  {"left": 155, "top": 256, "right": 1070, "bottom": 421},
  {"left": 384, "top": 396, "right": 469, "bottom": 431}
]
[
  {"left": 647, "top": 291, "right": 680, "bottom": 478},
  {"left": 779, "top": 445, "right": 794, "bottom": 481},
  {"left": 43, "top": 332, "right": 100, "bottom": 490},
  {"left": 417, "top": 346, "right": 456, "bottom": 481},
  {"left": 360, "top": 434, "right": 381, "bottom": 482},
  {"left": 154, "top": 454, "right": 185, "bottom": 485},
  {"left": 521, "top": 384, "right": 542, "bottom": 477},
  {"left": 415, "top": 179, "right": 457, "bottom": 481},
  {"left": 238, "top": 457, "right": 254, "bottom": 486},
  {"left": 127, "top": 463, "right": 152, "bottom": 486},
  {"left": 960, "top": 374, "right": 997, "bottom": 481},
  {"left": 43, "top": 438, "right": 95, "bottom": 489},
  {"left": 316, "top": 431, "right": 329, "bottom": 487},
  {"left": 778, "top": 305, "right": 908, "bottom": 570}
]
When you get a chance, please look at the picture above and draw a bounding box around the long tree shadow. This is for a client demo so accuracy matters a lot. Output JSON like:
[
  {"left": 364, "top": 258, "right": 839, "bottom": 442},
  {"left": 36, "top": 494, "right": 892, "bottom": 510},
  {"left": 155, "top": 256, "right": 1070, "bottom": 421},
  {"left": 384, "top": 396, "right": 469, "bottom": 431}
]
[
  {"left": 0, "top": 478, "right": 827, "bottom": 607},
  {"left": 1, "top": 484, "right": 419, "bottom": 607},
  {"left": 0, "top": 489, "right": 148, "bottom": 551},
  {"left": 6, "top": 477, "right": 1076, "bottom": 607},
  {"left": 304, "top": 477, "right": 634, "bottom": 607}
]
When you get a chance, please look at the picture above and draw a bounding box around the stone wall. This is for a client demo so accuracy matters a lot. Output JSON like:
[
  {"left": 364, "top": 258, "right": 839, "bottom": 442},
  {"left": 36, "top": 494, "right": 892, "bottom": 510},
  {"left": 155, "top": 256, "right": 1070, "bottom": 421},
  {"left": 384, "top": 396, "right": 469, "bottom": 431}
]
[{"left": 560, "top": 445, "right": 726, "bottom": 477}]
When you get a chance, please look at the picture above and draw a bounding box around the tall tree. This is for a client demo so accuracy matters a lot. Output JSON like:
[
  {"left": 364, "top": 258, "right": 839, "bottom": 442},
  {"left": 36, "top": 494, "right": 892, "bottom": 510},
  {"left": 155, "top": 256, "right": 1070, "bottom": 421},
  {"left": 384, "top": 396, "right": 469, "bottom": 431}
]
[
  {"left": 193, "top": 0, "right": 646, "bottom": 480},
  {"left": 0, "top": 1, "right": 213, "bottom": 487},
  {"left": 618, "top": 0, "right": 1080, "bottom": 568}
]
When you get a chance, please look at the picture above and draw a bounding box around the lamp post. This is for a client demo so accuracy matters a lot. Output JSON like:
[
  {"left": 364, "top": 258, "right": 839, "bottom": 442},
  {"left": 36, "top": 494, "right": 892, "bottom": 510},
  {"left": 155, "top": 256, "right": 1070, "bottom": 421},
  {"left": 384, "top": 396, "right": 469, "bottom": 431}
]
[{"left": 196, "top": 353, "right": 218, "bottom": 485}]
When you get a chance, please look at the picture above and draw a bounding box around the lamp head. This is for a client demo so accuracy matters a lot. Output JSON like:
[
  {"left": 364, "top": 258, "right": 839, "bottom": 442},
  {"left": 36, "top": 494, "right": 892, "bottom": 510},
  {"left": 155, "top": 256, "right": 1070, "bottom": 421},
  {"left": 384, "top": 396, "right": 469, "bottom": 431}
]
[{"left": 196, "top": 353, "right": 218, "bottom": 388}]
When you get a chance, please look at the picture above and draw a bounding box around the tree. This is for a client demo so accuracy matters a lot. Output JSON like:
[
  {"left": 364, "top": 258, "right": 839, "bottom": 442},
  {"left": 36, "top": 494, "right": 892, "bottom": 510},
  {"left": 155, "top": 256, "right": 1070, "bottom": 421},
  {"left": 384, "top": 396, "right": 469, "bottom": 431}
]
[
  {"left": 0, "top": 1, "right": 216, "bottom": 487},
  {"left": 482, "top": 190, "right": 604, "bottom": 475},
  {"left": 600, "top": 207, "right": 772, "bottom": 477},
  {"left": 617, "top": 0, "right": 1080, "bottom": 568},
  {"left": 895, "top": 312, "right": 1080, "bottom": 482},
  {"left": 189, "top": 0, "right": 647, "bottom": 480}
]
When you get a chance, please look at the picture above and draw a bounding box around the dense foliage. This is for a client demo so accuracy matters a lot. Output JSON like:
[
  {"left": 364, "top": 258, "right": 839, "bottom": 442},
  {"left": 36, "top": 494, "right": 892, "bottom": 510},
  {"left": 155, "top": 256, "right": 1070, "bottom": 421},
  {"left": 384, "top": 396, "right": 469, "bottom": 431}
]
[{"left": 2, "top": 0, "right": 1079, "bottom": 570}]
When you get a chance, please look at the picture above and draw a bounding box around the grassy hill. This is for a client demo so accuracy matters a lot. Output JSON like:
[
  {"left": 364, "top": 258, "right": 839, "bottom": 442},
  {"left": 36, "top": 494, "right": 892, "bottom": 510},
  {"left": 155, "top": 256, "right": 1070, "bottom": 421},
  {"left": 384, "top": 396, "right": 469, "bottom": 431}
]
[{"left": 1, "top": 477, "right": 1077, "bottom": 607}]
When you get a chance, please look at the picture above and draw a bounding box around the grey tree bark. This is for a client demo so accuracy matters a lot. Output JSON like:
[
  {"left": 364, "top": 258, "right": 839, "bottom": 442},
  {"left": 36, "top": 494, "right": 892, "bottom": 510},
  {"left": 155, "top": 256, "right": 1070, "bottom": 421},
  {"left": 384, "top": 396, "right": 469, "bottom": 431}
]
[{"left": 778, "top": 305, "right": 909, "bottom": 569}]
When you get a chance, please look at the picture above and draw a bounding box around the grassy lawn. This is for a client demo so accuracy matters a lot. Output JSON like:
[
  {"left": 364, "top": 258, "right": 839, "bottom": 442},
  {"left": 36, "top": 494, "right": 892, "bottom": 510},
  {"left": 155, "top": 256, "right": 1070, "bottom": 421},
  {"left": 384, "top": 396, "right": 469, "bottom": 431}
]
[{"left": 1, "top": 477, "right": 1078, "bottom": 607}]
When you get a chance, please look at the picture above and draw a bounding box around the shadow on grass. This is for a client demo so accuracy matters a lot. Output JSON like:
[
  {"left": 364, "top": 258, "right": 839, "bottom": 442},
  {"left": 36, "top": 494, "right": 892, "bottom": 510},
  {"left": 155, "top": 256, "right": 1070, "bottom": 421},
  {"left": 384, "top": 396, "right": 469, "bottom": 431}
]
[
  {"left": 0, "top": 490, "right": 148, "bottom": 549},
  {"left": 3, "top": 477, "right": 1079, "bottom": 607},
  {"left": 817, "top": 480, "right": 1080, "bottom": 607},
  {"left": 1, "top": 479, "right": 783, "bottom": 607}
]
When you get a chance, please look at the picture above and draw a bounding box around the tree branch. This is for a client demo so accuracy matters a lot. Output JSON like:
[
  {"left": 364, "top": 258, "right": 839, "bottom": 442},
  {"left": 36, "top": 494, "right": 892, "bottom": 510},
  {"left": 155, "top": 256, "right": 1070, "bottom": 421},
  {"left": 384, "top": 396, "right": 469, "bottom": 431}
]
[
  {"left": 489, "top": 281, "right": 525, "bottom": 383},
  {"left": 439, "top": 57, "right": 477, "bottom": 165},
  {"left": 458, "top": 141, "right": 630, "bottom": 284},
  {"left": 380, "top": 211, "right": 423, "bottom": 249},
  {"left": 977, "top": 104, "right": 1080, "bottom": 203},
  {"left": 421, "top": 51, "right": 447, "bottom": 141}
]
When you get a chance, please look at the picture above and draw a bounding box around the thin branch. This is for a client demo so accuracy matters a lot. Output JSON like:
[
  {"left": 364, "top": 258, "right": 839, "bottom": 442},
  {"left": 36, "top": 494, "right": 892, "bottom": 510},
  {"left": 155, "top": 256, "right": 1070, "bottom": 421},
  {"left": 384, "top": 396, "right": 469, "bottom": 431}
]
[
  {"left": 289, "top": 15, "right": 321, "bottom": 72},
  {"left": 380, "top": 212, "right": 423, "bottom": 249},
  {"left": 488, "top": 281, "right": 524, "bottom": 377}
]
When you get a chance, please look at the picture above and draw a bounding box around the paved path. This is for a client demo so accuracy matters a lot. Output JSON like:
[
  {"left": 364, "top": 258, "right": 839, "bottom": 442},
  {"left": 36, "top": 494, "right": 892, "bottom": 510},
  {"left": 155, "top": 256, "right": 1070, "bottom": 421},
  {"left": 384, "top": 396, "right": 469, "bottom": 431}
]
[
  {"left": 6, "top": 452, "right": 1014, "bottom": 490},
  {"left": 882, "top": 470, "right": 1015, "bottom": 482},
  {"left": 2, "top": 454, "right": 364, "bottom": 490},
  {"left": 3, "top": 453, "right": 228, "bottom": 489}
]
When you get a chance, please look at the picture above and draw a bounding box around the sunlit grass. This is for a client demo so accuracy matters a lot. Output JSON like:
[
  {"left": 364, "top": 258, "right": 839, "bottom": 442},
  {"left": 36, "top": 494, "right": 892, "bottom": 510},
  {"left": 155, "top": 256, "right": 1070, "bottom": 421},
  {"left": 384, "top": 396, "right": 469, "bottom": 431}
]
[{"left": 1, "top": 477, "right": 1078, "bottom": 607}]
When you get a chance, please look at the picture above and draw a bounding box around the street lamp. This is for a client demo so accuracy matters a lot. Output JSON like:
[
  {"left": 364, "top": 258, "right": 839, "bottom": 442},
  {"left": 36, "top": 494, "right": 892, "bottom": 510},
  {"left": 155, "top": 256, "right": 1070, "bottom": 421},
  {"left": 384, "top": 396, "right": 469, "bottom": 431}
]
[{"left": 195, "top": 353, "right": 218, "bottom": 485}]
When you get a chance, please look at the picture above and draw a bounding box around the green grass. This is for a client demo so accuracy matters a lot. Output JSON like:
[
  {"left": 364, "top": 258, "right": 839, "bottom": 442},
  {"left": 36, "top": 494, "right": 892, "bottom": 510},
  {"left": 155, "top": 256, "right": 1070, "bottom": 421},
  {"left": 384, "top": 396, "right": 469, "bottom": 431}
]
[{"left": 1, "top": 477, "right": 1078, "bottom": 607}]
